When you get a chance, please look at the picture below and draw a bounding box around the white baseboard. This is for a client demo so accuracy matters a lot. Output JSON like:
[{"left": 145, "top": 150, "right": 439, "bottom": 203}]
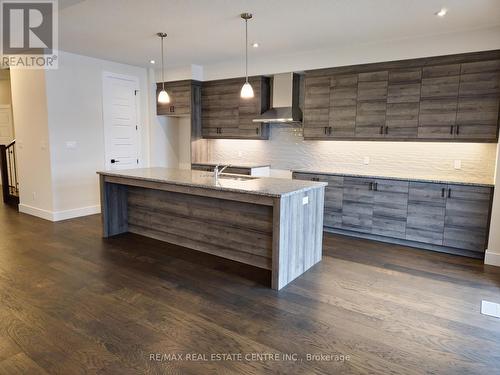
[
  {"left": 18, "top": 204, "right": 54, "bottom": 221},
  {"left": 485, "top": 249, "right": 500, "bottom": 267},
  {"left": 52, "top": 205, "right": 101, "bottom": 221},
  {"left": 19, "top": 203, "right": 100, "bottom": 222}
]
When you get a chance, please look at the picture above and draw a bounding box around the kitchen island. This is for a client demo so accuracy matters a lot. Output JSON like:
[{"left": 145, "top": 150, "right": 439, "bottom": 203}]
[{"left": 97, "top": 168, "right": 327, "bottom": 290}]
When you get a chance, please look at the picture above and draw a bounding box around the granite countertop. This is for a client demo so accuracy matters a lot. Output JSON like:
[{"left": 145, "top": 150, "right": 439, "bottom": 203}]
[
  {"left": 192, "top": 162, "right": 271, "bottom": 169},
  {"left": 98, "top": 168, "right": 326, "bottom": 198},
  {"left": 291, "top": 169, "right": 495, "bottom": 187}
]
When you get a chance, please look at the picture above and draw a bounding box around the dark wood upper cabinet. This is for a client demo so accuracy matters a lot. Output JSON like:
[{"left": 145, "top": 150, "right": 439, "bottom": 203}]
[
  {"left": 303, "top": 50, "right": 500, "bottom": 142},
  {"left": 355, "top": 71, "right": 388, "bottom": 138},
  {"left": 303, "top": 75, "right": 331, "bottom": 138},
  {"left": 329, "top": 74, "right": 358, "bottom": 138},
  {"left": 456, "top": 59, "right": 500, "bottom": 141},
  {"left": 201, "top": 76, "right": 270, "bottom": 139},
  {"left": 156, "top": 80, "right": 199, "bottom": 116},
  {"left": 385, "top": 68, "right": 421, "bottom": 139}
]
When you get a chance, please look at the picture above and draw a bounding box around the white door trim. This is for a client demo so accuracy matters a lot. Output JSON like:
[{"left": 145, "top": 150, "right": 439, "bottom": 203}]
[{"left": 102, "top": 71, "right": 141, "bottom": 169}]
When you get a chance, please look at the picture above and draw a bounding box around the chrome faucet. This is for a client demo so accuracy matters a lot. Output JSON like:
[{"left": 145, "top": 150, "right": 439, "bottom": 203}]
[{"left": 214, "top": 164, "right": 230, "bottom": 183}]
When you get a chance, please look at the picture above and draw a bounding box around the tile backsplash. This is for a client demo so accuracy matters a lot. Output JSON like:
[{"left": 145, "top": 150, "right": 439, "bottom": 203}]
[{"left": 208, "top": 125, "right": 498, "bottom": 183}]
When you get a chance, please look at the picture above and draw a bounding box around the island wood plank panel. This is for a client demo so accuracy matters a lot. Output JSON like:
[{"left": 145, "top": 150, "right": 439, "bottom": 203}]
[
  {"left": 272, "top": 187, "right": 324, "bottom": 290},
  {"left": 99, "top": 174, "right": 325, "bottom": 290},
  {"left": 1, "top": 201, "right": 500, "bottom": 374},
  {"left": 100, "top": 175, "right": 128, "bottom": 237},
  {"left": 127, "top": 186, "right": 274, "bottom": 270}
]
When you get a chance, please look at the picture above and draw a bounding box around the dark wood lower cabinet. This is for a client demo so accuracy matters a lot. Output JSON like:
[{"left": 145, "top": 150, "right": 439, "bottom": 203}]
[
  {"left": 443, "top": 184, "right": 493, "bottom": 252},
  {"left": 292, "top": 171, "right": 494, "bottom": 257},
  {"left": 341, "top": 177, "right": 374, "bottom": 232},
  {"left": 372, "top": 179, "right": 409, "bottom": 239},
  {"left": 406, "top": 182, "right": 447, "bottom": 245}
]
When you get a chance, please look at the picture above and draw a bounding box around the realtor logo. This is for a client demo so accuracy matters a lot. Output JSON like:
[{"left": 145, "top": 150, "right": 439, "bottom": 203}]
[{"left": 1, "top": 0, "right": 58, "bottom": 68}]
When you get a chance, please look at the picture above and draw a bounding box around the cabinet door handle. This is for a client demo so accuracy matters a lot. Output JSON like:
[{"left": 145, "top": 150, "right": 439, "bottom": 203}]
[
  {"left": 369, "top": 182, "right": 373, "bottom": 190},
  {"left": 380, "top": 126, "right": 384, "bottom": 135},
  {"left": 450, "top": 125, "right": 454, "bottom": 135},
  {"left": 374, "top": 182, "right": 378, "bottom": 191},
  {"left": 441, "top": 187, "right": 445, "bottom": 197},
  {"left": 255, "top": 127, "right": 259, "bottom": 135},
  {"left": 455, "top": 125, "right": 460, "bottom": 136},
  {"left": 385, "top": 126, "right": 388, "bottom": 135},
  {"left": 328, "top": 127, "right": 332, "bottom": 135},
  {"left": 448, "top": 188, "right": 451, "bottom": 198}
]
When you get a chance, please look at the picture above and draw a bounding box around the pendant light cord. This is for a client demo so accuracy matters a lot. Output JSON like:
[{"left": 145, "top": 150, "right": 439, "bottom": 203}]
[
  {"left": 245, "top": 18, "right": 248, "bottom": 83},
  {"left": 161, "top": 35, "right": 165, "bottom": 91}
]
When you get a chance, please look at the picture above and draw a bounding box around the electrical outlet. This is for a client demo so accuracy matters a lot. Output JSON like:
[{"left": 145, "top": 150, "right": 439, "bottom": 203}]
[
  {"left": 454, "top": 160, "right": 462, "bottom": 170},
  {"left": 302, "top": 196, "right": 309, "bottom": 205},
  {"left": 66, "top": 141, "right": 77, "bottom": 149},
  {"left": 363, "top": 156, "right": 370, "bottom": 165}
]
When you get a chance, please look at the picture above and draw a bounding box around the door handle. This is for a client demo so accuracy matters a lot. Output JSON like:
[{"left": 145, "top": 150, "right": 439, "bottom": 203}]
[
  {"left": 450, "top": 125, "right": 454, "bottom": 135},
  {"left": 441, "top": 187, "right": 445, "bottom": 197},
  {"left": 369, "top": 182, "right": 373, "bottom": 190},
  {"left": 373, "top": 182, "right": 378, "bottom": 191},
  {"left": 255, "top": 127, "right": 259, "bottom": 134},
  {"left": 110, "top": 159, "right": 119, "bottom": 164},
  {"left": 380, "top": 126, "right": 384, "bottom": 135},
  {"left": 455, "top": 125, "right": 460, "bottom": 136},
  {"left": 328, "top": 127, "right": 332, "bottom": 135},
  {"left": 448, "top": 188, "right": 451, "bottom": 198},
  {"left": 385, "top": 126, "right": 388, "bottom": 135}
]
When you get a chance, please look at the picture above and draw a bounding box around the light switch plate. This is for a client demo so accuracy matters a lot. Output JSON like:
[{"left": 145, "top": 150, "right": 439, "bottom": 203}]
[
  {"left": 481, "top": 300, "right": 500, "bottom": 318},
  {"left": 302, "top": 196, "right": 309, "bottom": 205},
  {"left": 363, "top": 156, "right": 370, "bottom": 165},
  {"left": 454, "top": 160, "right": 462, "bottom": 170}
]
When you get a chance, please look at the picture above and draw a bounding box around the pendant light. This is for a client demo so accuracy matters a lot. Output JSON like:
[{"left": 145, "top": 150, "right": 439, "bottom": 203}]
[
  {"left": 240, "top": 13, "right": 254, "bottom": 99},
  {"left": 157, "top": 32, "right": 170, "bottom": 104}
]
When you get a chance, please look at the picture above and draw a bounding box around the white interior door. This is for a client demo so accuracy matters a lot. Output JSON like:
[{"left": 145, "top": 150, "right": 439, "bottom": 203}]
[
  {"left": 0, "top": 105, "right": 14, "bottom": 145},
  {"left": 102, "top": 72, "right": 140, "bottom": 170}
]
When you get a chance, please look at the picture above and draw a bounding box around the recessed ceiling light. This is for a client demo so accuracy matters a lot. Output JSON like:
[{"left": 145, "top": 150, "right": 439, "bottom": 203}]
[
  {"left": 435, "top": 8, "right": 447, "bottom": 17},
  {"left": 252, "top": 42, "right": 259, "bottom": 48},
  {"left": 150, "top": 59, "right": 155, "bottom": 64}
]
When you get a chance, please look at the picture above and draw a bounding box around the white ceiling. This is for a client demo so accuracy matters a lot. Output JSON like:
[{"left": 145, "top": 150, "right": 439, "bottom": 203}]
[{"left": 59, "top": 0, "right": 500, "bottom": 68}]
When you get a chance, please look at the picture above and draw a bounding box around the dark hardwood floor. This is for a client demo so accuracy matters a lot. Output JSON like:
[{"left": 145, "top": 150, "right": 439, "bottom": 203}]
[{"left": 1, "top": 201, "right": 500, "bottom": 374}]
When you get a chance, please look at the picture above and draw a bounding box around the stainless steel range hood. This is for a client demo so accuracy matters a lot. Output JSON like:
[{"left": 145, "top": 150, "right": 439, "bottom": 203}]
[{"left": 253, "top": 72, "right": 303, "bottom": 124}]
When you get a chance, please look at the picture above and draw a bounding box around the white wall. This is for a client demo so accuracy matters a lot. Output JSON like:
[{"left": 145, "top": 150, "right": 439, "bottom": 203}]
[
  {"left": 10, "top": 69, "right": 54, "bottom": 218},
  {"left": 203, "top": 26, "right": 500, "bottom": 80},
  {"left": 0, "top": 70, "right": 12, "bottom": 104},
  {"left": 148, "top": 68, "right": 180, "bottom": 168},
  {"left": 43, "top": 51, "right": 152, "bottom": 218},
  {"left": 485, "top": 145, "right": 500, "bottom": 266}
]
